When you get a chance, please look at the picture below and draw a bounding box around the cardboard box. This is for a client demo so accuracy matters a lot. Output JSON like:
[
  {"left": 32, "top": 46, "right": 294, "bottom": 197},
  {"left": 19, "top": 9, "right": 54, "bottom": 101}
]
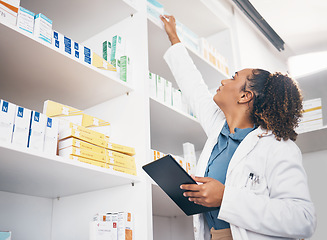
[
  {"left": 107, "top": 149, "right": 136, "bottom": 170},
  {"left": 64, "top": 35, "right": 72, "bottom": 55},
  {"left": 156, "top": 75, "right": 164, "bottom": 102},
  {"left": 103, "top": 40, "right": 112, "bottom": 61},
  {"left": 43, "top": 117, "right": 59, "bottom": 155},
  {"left": 68, "top": 155, "right": 107, "bottom": 168},
  {"left": 59, "top": 146, "right": 107, "bottom": 163},
  {"left": 0, "top": 0, "right": 20, "bottom": 25},
  {"left": 106, "top": 142, "right": 135, "bottom": 156},
  {"left": 120, "top": 56, "right": 131, "bottom": 82},
  {"left": 73, "top": 41, "right": 81, "bottom": 61},
  {"left": 59, "top": 137, "right": 107, "bottom": 155},
  {"left": 28, "top": 111, "right": 46, "bottom": 151},
  {"left": 0, "top": 99, "right": 16, "bottom": 144},
  {"left": 17, "top": 7, "right": 35, "bottom": 34},
  {"left": 117, "top": 212, "right": 133, "bottom": 240},
  {"left": 90, "top": 221, "right": 117, "bottom": 240},
  {"left": 164, "top": 79, "right": 172, "bottom": 106},
  {"left": 0, "top": 231, "right": 11, "bottom": 240},
  {"left": 11, "top": 106, "right": 31, "bottom": 148},
  {"left": 111, "top": 35, "right": 126, "bottom": 62},
  {"left": 108, "top": 164, "right": 136, "bottom": 176},
  {"left": 147, "top": 0, "right": 164, "bottom": 25},
  {"left": 149, "top": 72, "right": 156, "bottom": 98},
  {"left": 34, "top": 13, "right": 52, "bottom": 44},
  {"left": 52, "top": 30, "right": 64, "bottom": 51},
  {"left": 83, "top": 45, "right": 92, "bottom": 65},
  {"left": 92, "top": 52, "right": 116, "bottom": 71}
]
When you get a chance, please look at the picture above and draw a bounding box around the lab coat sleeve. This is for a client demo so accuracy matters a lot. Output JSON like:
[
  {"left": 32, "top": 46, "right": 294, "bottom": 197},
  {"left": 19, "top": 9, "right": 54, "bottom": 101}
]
[
  {"left": 219, "top": 142, "right": 317, "bottom": 238},
  {"left": 163, "top": 43, "right": 225, "bottom": 136}
]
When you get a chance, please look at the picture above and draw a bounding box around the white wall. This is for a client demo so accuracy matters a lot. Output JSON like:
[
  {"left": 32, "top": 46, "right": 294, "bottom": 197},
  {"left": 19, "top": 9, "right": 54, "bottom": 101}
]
[
  {"left": 233, "top": 9, "right": 288, "bottom": 73},
  {"left": 153, "top": 215, "right": 194, "bottom": 240},
  {"left": 302, "top": 150, "right": 327, "bottom": 239}
]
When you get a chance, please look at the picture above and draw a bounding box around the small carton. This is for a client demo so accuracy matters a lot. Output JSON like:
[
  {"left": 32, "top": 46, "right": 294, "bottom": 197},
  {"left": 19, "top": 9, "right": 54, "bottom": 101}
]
[
  {"left": 43, "top": 117, "right": 59, "bottom": 155},
  {"left": 117, "top": 212, "right": 133, "bottom": 240},
  {"left": 28, "top": 111, "right": 47, "bottom": 152},
  {"left": 120, "top": 56, "right": 131, "bottom": 83},
  {"left": 149, "top": 72, "right": 156, "bottom": 98},
  {"left": 103, "top": 40, "right": 112, "bottom": 61},
  {"left": 164, "top": 79, "right": 172, "bottom": 106},
  {"left": 0, "top": 0, "right": 20, "bottom": 26},
  {"left": 17, "top": 7, "right": 35, "bottom": 34},
  {"left": 156, "top": 75, "right": 165, "bottom": 102},
  {"left": 11, "top": 106, "right": 32, "bottom": 148},
  {"left": 52, "top": 30, "right": 64, "bottom": 51},
  {"left": 0, "top": 99, "right": 16, "bottom": 144},
  {"left": 111, "top": 35, "right": 126, "bottom": 62},
  {"left": 34, "top": 13, "right": 52, "bottom": 44}
]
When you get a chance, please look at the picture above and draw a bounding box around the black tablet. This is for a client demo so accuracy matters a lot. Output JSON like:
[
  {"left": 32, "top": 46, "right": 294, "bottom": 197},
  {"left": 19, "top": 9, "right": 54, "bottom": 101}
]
[{"left": 142, "top": 154, "right": 218, "bottom": 216}]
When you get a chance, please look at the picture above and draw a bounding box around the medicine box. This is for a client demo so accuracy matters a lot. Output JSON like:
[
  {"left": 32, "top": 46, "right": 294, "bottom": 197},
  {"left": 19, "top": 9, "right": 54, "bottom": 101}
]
[
  {"left": 69, "top": 155, "right": 107, "bottom": 168},
  {"left": 120, "top": 56, "right": 131, "bottom": 82},
  {"left": 172, "top": 88, "right": 182, "bottom": 111},
  {"left": 117, "top": 212, "right": 133, "bottom": 240},
  {"left": 17, "top": 7, "right": 35, "bottom": 34},
  {"left": 92, "top": 52, "right": 116, "bottom": 71},
  {"left": 108, "top": 164, "right": 137, "bottom": 176},
  {"left": 82, "top": 113, "right": 111, "bottom": 138},
  {"left": 64, "top": 35, "right": 72, "bottom": 55},
  {"left": 52, "top": 30, "right": 64, "bottom": 51},
  {"left": 89, "top": 221, "right": 117, "bottom": 240},
  {"left": 149, "top": 72, "right": 156, "bottom": 98},
  {"left": 147, "top": 0, "right": 164, "bottom": 25},
  {"left": 28, "top": 111, "right": 46, "bottom": 152},
  {"left": 43, "top": 117, "right": 59, "bottom": 155},
  {"left": 0, "top": 231, "right": 11, "bottom": 240},
  {"left": 103, "top": 40, "right": 112, "bottom": 61},
  {"left": 59, "top": 137, "right": 106, "bottom": 155},
  {"left": 164, "top": 79, "right": 172, "bottom": 106},
  {"left": 0, "top": 0, "right": 20, "bottom": 26},
  {"left": 73, "top": 41, "right": 81, "bottom": 61},
  {"left": 11, "top": 106, "right": 32, "bottom": 148},
  {"left": 83, "top": 45, "right": 92, "bottom": 65},
  {"left": 111, "top": 35, "right": 126, "bottom": 62},
  {"left": 106, "top": 142, "right": 135, "bottom": 156},
  {"left": 156, "top": 75, "right": 165, "bottom": 102},
  {"left": 59, "top": 146, "right": 107, "bottom": 163},
  {"left": 297, "top": 98, "right": 323, "bottom": 133},
  {"left": 34, "top": 13, "right": 52, "bottom": 44},
  {"left": 0, "top": 99, "right": 16, "bottom": 144}
]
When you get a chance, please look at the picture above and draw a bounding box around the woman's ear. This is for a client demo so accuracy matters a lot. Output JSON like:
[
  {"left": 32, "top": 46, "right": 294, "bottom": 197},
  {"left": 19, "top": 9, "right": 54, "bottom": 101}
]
[{"left": 238, "top": 91, "right": 254, "bottom": 104}]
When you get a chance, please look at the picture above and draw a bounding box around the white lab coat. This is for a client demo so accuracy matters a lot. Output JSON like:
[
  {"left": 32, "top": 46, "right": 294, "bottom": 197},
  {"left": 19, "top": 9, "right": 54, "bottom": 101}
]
[{"left": 163, "top": 43, "right": 316, "bottom": 240}]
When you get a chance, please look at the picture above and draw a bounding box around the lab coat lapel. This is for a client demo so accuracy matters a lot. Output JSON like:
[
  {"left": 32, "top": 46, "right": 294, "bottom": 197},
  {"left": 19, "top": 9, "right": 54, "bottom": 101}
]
[{"left": 226, "top": 127, "right": 265, "bottom": 177}]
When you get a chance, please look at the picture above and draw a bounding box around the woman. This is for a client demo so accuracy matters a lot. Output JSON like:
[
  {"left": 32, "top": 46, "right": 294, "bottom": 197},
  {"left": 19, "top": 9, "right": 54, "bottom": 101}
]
[{"left": 160, "top": 15, "right": 316, "bottom": 240}]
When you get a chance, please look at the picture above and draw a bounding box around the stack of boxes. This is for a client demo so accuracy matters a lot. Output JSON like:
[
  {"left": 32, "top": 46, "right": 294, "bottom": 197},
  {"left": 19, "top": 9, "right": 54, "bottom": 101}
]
[
  {"left": 296, "top": 98, "right": 323, "bottom": 133},
  {"left": 44, "top": 100, "right": 137, "bottom": 176},
  {"left": 90, "top": 212, "right": 133, "bottom": 240},
  {"left": 148, "top": 72, "right": 194, "bottom": 117},
  {"left": 0, "top": 99, "right": 58, "bottom": 155}
]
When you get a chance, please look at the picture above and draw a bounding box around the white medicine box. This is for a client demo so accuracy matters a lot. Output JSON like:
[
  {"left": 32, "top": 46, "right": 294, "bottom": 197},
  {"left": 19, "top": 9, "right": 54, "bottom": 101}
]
[
  {"left": 0, "top": 99, "right": 16, "bottom": 144},
  {"left": 11, "top": 106, "right": 32, "bottom": 148},
  {"left": 28, "top": 111, "right": 46, "bottom": 152}
]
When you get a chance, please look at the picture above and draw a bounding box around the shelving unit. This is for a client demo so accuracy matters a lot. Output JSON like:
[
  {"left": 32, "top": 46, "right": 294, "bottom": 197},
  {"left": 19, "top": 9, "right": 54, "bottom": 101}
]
[
  {"left": 0, "top": 144, "right": 139, "bottom": 198},
  {"left": 150, "top": 97, "right": 206, "bottom": 155},
  {"left": 296, "top": 126, "right": 327, "bottom": 153}
]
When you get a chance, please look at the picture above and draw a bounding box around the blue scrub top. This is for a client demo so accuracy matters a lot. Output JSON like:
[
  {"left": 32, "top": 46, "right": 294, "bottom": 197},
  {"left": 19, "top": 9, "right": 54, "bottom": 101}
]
[{"left": 204, "top": 121, "right": 256, "bottom": 230}]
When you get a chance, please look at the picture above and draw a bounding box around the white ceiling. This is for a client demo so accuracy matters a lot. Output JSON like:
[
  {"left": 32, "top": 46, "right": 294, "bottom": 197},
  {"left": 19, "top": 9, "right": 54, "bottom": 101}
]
[{"left": 249, "top": 0, "right": 327, "bottom": 56}]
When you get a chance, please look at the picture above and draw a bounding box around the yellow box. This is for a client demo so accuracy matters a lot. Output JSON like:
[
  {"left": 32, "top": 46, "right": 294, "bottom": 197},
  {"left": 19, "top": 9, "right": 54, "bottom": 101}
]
[
  {"left": 59, "top": 146, "right": 107, "bottom": 163},
  {"left": 64, "top": 123, "right": 108, "bottom": 141},
  {"left": 59, "top": 127, "right": 108, "bottom": 148},
  {"left": 43, "top": 100, "right": 83, "bottom": 118},
  {"left": 82, "top": 113, "right": 111, "bottom": 137},
  {"left": 58, "top": 137, "right": 106, "bottom": 155},
  {"left": 106, "top": 141, "right": 135, "bottom": 156},
  {"left": 68, "top": 155, "right": 107, "bottom": 168},
  {"left": 107, "top": 164, "right": 137, "bottom": 176},
  {"left": 107, "top": 150, "right": 136, "bottom": 170},
  {"left": 92, "top": 52, "right": 116, "bottom": 71}
]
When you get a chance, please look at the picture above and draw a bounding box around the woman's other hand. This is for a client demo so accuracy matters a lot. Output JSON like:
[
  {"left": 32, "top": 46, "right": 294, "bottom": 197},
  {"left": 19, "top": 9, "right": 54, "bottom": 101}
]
[
  {"left": 181, "top": 176, "right": 225, "bottom": 208},
  {"left": 160, "top": 15, "right": 181, "bottom": 45}
]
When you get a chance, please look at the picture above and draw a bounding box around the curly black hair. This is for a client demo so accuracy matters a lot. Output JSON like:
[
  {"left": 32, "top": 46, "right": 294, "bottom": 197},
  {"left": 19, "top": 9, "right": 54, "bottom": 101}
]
[{"left": 245, "top": 69, "right": 303, "bottom": 141}]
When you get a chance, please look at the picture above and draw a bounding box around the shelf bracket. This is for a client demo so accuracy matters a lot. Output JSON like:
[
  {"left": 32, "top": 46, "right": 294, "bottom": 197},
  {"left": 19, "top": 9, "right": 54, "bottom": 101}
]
[{"left": 131, "top": 182, "right": 135, "bottom": 187}]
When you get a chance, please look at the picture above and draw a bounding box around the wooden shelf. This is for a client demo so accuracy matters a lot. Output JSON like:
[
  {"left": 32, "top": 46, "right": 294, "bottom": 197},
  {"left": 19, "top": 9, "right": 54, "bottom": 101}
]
[
  {"left": 296, "top": 126, "right": 327, "bottom": 153},
  {"left": 0, "top": 21, "right": 133, "bottom": 112},
  {"left": 148, "top": 18, "right": 229, "bottom": 90},
  {"left": 0, "top": 144, "right": 139, "bottom": 199},
  {"left": 150, "top": 97, "right": 206, "bottom": 155}
]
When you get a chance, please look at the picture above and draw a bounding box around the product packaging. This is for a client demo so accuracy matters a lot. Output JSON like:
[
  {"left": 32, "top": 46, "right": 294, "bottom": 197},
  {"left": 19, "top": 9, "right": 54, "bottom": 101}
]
[
  {"left": 16, "top": 7, "right": 35, "bottom": 34},
  {"left": 0, "top": 0, "right": 20, "bottom": 25},
  {"left": 28, "top": 111, "right": 46, "bottom": 151},
  {"left": 164, "top": 79, "right": 172, "bottom": 106},
  {"left": 156, "top": 75, "right": 165, "bottom": 102},
  {"left": 52, "top": 30, "right": 64, "bottom": 51},
  {"left": 120, "top": 56, "right": 131, "bottom": 82},
  {"left": 117, "top": 212, "right": 133, "bottom": 240},
  {"left": 111, "top": 35, "right": 126, "bottom": 62},
  {"left": 43, "top": 117, "right": 59, "bottom": 155},
  {"left": 34, "top": 13, "right": 52, "bottom": 44},
  {"left": 11, "top": 106, "right": 31, "bottom": 148},
  {"left": 0, "top": 99, "right": 16, "bottom": 144}
]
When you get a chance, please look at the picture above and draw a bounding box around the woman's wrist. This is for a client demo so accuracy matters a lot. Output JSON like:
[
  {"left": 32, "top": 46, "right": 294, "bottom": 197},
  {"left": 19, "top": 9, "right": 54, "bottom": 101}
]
[{"left": 169, "top": 35, "right": 181, "bottom": 45}]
